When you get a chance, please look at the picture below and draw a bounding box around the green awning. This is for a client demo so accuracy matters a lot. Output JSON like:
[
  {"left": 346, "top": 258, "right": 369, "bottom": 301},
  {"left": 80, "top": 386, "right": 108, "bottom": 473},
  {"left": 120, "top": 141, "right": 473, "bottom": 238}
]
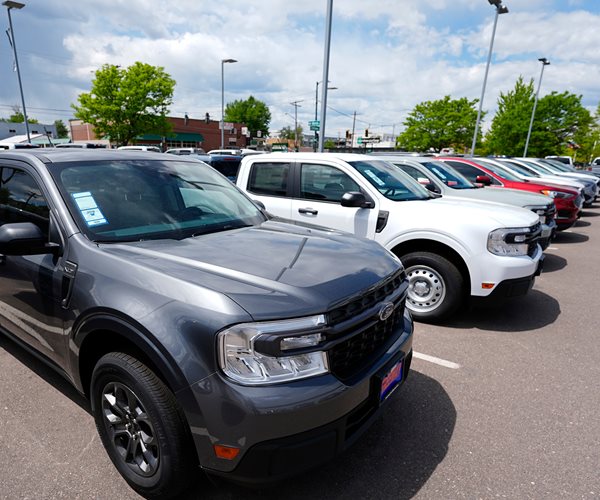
[{"left": 137, "top": 132, "right": 204, "bottom": 142}]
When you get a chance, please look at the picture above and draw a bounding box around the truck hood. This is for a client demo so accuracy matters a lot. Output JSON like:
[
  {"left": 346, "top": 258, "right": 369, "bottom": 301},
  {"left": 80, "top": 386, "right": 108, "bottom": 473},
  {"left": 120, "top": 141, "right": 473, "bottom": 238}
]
[
  {"left": 443, "top": 187, "right": 552, "bottom": 207},
  {"left": 98, "top": 220, "right": 401, "bottom": 320},
  {"left": 398, "top": 197, "right": 540, "bottom": 228}
]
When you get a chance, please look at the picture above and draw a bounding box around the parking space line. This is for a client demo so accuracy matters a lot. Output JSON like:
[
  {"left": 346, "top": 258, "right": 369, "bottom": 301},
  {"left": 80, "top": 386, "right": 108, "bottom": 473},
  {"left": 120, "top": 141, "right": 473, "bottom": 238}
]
[
  {"left": 547, "top": 246, "right": 559, "bottom": 250},
  {"left": 413, "top": 351, "right": 461, "bottom": 369}
]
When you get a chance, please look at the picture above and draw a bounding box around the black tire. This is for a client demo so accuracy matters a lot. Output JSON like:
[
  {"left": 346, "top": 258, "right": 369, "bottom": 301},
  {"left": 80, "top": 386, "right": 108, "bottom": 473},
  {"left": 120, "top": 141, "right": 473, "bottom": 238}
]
[
  {"left": 90, "top": 352, "right": 196, "bottom": 499},
  {"left": 401, "top": 251, "right": 465, "bottom": 322}
]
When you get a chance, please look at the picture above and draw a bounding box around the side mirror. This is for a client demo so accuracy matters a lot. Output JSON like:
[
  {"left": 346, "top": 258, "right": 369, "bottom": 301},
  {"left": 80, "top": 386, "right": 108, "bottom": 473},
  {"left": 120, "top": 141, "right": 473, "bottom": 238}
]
[
  {"left": 341, "top": 191, "right": 372, "bottom": 208},
  {"left": 475, "top": 174, "right": 492, "bottom": 186},
  {"left": 0, "top": 222, "right": 57, "bottom": 255}
]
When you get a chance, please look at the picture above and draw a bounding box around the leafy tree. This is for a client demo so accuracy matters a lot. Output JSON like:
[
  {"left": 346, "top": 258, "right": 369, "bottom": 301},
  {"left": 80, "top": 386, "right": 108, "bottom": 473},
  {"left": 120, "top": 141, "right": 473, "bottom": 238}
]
[
  {"left": 279, "top": 125, "right": 303, "bottom": 140},
  {"left": 54, "top": 119, "right": 69, "bottom": 138},
  {"left": 485, "top": 76, "right": 593, "bottom": 157},
  {"left": 72, "top": 62, "right": 176, "bottom": 146},
  {"left": 4, "top": 105, "right": 39, "bottom": 123},
  {"left": 484, "top": 77, "right": 534, "bottom": 156},
  {"left": 224, "top": 96, "right": 271, "bottom": 138},
  {"left": 324, "top": 139, "right": 336, "bottom": 149},
  {"left": 396, "top": 95, "right": 480, "bottom": 153}
]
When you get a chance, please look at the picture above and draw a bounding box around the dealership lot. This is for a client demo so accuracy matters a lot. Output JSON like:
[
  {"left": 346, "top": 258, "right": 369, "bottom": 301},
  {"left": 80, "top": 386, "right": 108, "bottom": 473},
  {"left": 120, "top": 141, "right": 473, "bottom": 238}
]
[{"left": 1, "top": 204, "right": 599, "bottom": 499}]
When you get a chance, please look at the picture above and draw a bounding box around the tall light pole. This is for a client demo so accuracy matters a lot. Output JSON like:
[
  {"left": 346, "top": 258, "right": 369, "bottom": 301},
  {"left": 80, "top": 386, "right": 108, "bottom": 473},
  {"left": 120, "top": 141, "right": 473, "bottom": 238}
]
[
  {"left": 221, "top": 58, "right": 237, "bottom": 148},
  {"left": 470, "top": 0, "right": 509, "bottom": 156},
  {"left": 523, "top": 58, "right": 550, "bottom": 157},
  {"left": 3, "top": 1, "right": 30, "bottom": 143},
  {"left": 318, "top": 0, "right": 334, "bottom": 152},
  {"left": 314, "top": 81, "right": 337, "bottom": 151}
]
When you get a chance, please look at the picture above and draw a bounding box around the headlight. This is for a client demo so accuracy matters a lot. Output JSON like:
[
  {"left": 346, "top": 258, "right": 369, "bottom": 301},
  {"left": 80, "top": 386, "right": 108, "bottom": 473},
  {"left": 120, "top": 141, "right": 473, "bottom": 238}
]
[
  {"left": 540, "top": 189, "right": 571, "bottom": 199},
  {"left": 218, "top": 315, "right": 329, "bottom": 385},
  {"left": 524, "top": 206, "right": 547, "bottom": 224},
  {"left": 487, "top": 227, "right": 533, "bottom": 256}
]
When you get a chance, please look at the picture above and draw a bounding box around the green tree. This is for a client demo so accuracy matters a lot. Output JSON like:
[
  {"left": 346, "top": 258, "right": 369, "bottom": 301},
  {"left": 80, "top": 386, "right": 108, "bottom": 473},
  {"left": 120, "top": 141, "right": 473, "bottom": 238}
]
[
  {"left": 485, "top": 77, "right": 592, "bottom": 157},
  {"left": 324, "top": 139, "right": 336, "bottom": 149},
  {"left": 72, "top": 62, "right": 176, "bottom": 146},
  {"left": 54, "top": 119, "right": 69, "bottom": 138},
  {"left": 4, "top": 106, "right": 39, "bottom": 123},
  {"left": 485, "top": 77, "right": 534, "bottom": 156},
  {"left": 396, "top": 95, "right": 480, "bottom": 153},
  {"left": 279, "top": 125, "right": 303, "bottom": 140},
  {"left": 224, "top": 96, "right": 271, "bottom": 138}
]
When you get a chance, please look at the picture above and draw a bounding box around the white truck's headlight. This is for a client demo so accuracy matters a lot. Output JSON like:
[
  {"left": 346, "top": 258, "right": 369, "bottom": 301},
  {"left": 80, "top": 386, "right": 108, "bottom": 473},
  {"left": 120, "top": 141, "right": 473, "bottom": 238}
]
[
  {"left": 487, "top": 227, "right": 533, "bottom": 256},
  {"left": 218, "top": 315, "right": 329, "bottom": 385}
]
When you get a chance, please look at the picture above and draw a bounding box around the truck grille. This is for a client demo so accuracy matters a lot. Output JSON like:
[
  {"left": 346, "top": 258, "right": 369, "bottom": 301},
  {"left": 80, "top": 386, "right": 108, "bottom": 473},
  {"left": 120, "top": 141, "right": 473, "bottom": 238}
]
[
  {"left": 325, "top": 269, "right": 408, "bottom": 381},
  {"left": 527, "top": 221, "right": 542, "bottom": 257}
]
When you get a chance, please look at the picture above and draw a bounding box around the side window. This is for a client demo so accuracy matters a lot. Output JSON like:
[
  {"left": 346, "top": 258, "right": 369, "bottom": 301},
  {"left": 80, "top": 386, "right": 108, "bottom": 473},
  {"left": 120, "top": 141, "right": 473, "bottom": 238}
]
[
  {"left": 247, "top": 162, "right": 290, "bottom": 196},
  {"left": 299, "top": 163, "right": 361, "bottom": 202},
  {"left": 445, "top": 162, "right": 479, "bottom": 183},
  {"left": 0, "top": 167, "right": 50, "bottom": 236},
  {"left": 398, "top": 164, "right": 424, "bottom": 182}
]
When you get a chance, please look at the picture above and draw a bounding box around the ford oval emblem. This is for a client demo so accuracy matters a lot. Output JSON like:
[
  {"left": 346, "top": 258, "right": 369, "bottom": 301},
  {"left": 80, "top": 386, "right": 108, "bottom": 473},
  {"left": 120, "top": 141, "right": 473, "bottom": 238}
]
[{"left": 379, "top": 302, "right": 395, "bottom": 321}]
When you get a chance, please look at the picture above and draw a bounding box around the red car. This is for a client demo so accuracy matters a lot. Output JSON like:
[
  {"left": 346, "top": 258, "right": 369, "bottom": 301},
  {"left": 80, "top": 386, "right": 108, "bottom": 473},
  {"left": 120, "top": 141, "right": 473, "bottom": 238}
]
[{"left": 438, "top": 157, "right": 583, "bottom": 231}]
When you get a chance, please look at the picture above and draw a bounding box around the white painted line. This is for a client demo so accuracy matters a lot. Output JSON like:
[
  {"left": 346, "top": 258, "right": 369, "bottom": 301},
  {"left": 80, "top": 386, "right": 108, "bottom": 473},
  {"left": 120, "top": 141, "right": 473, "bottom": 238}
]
[
  {"left": 413, "top": 351, "right": 461, "bottom": 369},
  {"left": 547, "top": 246, "right": 559, "bottom": 250},
  {"left": 562, "top": 230, "right": 573, "bottom": 233}
]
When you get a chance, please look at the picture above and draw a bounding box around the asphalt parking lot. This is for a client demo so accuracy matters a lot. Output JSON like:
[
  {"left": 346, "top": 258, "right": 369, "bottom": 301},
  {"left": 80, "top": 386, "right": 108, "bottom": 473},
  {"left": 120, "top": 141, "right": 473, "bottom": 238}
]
[{"left": 1, "top": 204, "right": 599, "bottom": 500}]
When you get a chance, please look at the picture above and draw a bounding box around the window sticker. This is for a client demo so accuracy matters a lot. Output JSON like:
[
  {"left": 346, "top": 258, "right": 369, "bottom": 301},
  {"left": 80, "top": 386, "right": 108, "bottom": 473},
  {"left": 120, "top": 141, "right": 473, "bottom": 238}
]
[
  {"left": 364, "top": 169, "right": 386, "bottom": 186},
  {"left": 72, "top": 192, "right": 108, "bottom": 226}
]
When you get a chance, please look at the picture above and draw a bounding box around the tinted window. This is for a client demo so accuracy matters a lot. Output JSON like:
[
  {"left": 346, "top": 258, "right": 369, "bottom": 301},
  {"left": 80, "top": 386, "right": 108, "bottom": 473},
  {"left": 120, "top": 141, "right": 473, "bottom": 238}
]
[
  {"left": 349, "top": 160, "right": 431, "bottom": 201},
  {"left": 247, "top": 162, "right": 290, "bottom": 196},
  {"left": 49, "top": 159, "right": 264, "bottom": 242},
  {"left": 299, "top": 163, "right": 361, "bottom": 202},
  {"left": 0, "top": 167, "right": 49, "bottom": 236}
]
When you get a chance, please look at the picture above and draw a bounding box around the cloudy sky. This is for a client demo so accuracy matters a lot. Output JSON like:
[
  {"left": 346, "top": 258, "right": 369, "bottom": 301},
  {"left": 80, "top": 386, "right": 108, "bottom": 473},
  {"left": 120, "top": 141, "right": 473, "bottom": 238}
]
[{"left": 0, "top": 0, "right": 598, "bottom": 139}]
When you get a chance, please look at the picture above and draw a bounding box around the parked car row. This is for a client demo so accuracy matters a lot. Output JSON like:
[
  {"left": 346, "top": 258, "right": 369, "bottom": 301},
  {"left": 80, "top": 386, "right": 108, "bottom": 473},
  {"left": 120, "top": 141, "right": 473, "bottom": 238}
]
[{"left": 1, "top": 147, "right": 597, "bottom": 498}]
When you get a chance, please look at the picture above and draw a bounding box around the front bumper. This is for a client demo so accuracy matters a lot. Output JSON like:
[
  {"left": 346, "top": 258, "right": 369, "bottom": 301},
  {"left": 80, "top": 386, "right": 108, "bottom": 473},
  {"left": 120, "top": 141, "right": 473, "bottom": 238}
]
[
  {"left": 474, "top": 255, "right": 544, "bottom": 303},
  {"left": 469, "top": 244, "right": 543, "bottom": 298},
  {"left": 178, "top": 309, "right": 414, "bottom": 482}
]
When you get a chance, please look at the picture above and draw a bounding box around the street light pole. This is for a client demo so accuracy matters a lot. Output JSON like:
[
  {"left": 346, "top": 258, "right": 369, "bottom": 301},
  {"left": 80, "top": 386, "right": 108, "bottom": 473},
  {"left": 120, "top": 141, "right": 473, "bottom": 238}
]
[
  {"left": 470, "top": 0, "right": 509, "bottom": 156},
  {"left": 318, "top": 0, "right": 334, "bottom": 152},
  {"left": 523, "top": 58, "right": 550, "bottom": 157},
  {"left": 221, "top": 58, "right": 237, "bottom": 149},
  {"left": 3, "top": 1, "right": 30, "bottom": 143}
]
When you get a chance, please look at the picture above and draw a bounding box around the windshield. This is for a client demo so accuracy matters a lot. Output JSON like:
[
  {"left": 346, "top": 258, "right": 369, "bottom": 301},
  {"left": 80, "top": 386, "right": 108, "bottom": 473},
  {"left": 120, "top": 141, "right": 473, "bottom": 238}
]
[
  {"left": 472, "top": 159, "right": 523, "bottom": 181},
  {"left": 50, "top": 159, "right": 265, "bottom": 242},
  {"left": 540, "top": 158, "right": 572, "bottom": 172},
  {"left": 349, "top": 160, "right": 431, "bottom": 201},
  {"left": 513, "top": 159, "right": 553, "bottom": 175},
  {"left": 419, "top": 161, "right": 474, "bottom": 189},
  {"left": 494, "top": 159, "right": 540, "bottom": 178}
]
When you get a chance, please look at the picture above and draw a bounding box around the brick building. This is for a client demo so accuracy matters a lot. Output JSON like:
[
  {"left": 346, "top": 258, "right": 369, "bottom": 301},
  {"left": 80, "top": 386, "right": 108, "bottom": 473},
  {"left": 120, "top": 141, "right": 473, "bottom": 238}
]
[{"left": 69, "top": 115, "right": 248, "bottom": 151}]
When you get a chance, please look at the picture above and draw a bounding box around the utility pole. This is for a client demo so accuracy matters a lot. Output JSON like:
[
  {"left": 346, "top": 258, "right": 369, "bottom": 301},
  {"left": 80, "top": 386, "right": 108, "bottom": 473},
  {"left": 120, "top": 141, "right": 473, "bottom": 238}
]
[
  {"left": 351, "top": 111, "right": 357, "bottom": 151},
  {"left": 318, "top": 0, "right": 334, "bottom": 152},
  {"left": 290, "top": 100, "right": 303, "bottom": 151}
]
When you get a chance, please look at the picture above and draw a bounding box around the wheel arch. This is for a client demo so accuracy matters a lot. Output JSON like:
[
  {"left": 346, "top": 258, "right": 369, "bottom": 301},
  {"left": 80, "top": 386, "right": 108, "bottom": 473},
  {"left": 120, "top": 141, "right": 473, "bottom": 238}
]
[
  {"left": 391, "top": 239, "right": 471, "bottom": 294},
  {"left": 72, "top": 312, "right": 189, "bottom": 401}
]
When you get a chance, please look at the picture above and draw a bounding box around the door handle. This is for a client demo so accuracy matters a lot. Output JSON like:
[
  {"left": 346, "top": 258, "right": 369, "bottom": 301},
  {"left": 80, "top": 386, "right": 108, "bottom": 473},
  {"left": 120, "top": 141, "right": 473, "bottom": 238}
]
[{"left": 298, "top": 208, "right": 318, "bottom": 215}]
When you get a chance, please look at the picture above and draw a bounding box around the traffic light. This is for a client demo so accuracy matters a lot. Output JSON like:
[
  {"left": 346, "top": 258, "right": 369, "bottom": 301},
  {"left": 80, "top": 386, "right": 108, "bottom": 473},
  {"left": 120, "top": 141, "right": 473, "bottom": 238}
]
[
  {"left": 365, "top": 129, "right": 369, "bottom": 137},
  {"left": 345, "top": 130, "right": 350, "bottom": 139}
]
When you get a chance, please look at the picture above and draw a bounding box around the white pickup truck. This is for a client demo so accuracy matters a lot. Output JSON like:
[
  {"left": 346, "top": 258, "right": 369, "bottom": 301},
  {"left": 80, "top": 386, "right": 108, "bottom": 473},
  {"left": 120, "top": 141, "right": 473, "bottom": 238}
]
[{"left": 235, "top": 153, "right": 544, "bottom": 322}]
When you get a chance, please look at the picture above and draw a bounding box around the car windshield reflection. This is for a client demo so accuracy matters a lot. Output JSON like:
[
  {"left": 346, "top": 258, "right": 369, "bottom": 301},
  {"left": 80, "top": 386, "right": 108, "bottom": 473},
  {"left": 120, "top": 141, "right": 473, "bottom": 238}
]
[
  {"left": 349, "top": 160, "right": 431, "bottom": 201},
  {"left": 50, "top": 159, "right": 265, "bottom": 242}
]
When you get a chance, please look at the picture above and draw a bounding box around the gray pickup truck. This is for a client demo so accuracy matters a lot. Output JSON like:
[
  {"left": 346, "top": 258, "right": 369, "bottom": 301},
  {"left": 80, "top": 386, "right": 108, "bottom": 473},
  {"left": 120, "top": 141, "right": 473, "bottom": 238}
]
[{"left": 0, "top": 149, "right": 413, "bottom": 498}]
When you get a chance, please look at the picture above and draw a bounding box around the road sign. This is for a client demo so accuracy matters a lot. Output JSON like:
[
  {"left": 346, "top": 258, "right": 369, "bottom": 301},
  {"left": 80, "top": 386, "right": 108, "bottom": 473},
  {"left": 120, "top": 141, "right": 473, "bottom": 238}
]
[
  {"left": 309, "top": 120, "right": 320, "bottom": 131},
  {"left": 358, "top": 137, "right": 381, "bottom": 144}
]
